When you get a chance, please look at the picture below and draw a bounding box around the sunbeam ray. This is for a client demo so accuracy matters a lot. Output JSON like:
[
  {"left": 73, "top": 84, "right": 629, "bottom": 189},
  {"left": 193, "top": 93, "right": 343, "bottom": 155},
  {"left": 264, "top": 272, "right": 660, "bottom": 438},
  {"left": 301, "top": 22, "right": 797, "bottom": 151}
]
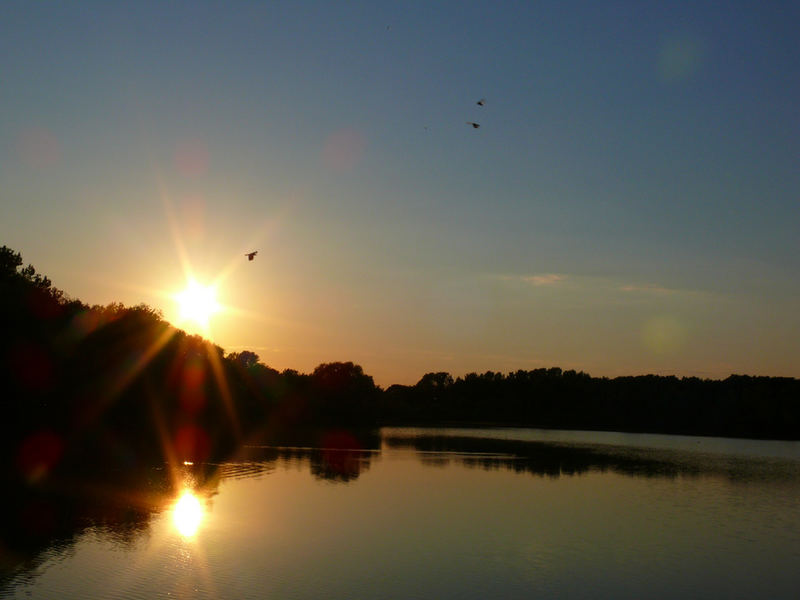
[{"left": 205, "top": 341, "right": 242, "bottom": 440}]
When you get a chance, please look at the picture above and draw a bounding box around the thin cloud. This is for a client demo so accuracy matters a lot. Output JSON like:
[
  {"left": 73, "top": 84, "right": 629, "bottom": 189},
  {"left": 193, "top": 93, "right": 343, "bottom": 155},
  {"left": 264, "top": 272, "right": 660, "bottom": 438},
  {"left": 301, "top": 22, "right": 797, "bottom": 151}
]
[
  {"left": 522, "top": 274, "right": 567, "bottom": 286},
  {"left": 493, "top": 273, "right": 569, "bottom": 287}
]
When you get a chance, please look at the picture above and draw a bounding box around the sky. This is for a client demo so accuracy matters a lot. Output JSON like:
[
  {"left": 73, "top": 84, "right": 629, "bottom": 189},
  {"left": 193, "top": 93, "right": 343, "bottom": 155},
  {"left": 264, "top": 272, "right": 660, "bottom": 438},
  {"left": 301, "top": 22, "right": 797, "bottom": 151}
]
[{"left": 1, "top": 1, "right": 798, "bottom": 386}]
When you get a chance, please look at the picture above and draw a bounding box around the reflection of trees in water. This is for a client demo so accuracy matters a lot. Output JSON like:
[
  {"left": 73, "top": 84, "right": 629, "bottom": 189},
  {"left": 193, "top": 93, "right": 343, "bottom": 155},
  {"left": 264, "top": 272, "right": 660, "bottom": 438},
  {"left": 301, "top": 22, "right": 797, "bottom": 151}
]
[
  {"left": 223, "top": 428, "right": 380, "bottom": 482},
  {"left": 1, "top": 429, "right": 377, "bottom": 588},
  {"left": 228, "top": 446, "right": 375, "bottom": 483},
  {"left": 4, "top": 428, "right": 798, "bottom": 593},
  {"left": 312, "top": 448, "right": 373, "bottom": 482},
  {"left": 386, "top": 435, "right": 682, "bottom": 479},
  {"left": 384, "top": 434, "right": 800, "bottom": 483}
]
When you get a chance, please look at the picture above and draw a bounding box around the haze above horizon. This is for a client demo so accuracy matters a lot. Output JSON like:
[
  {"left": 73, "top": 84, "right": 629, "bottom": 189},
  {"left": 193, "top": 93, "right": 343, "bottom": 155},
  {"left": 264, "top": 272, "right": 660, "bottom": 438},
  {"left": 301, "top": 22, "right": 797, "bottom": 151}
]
[{"left": 1, "top": 1, "right": 798, "bottom": 387}]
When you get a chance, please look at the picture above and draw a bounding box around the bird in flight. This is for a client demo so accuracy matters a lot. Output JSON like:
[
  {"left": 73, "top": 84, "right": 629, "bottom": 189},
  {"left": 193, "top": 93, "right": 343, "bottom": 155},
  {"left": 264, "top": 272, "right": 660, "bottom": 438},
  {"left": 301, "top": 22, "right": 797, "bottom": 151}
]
[
  {"left": 476, "top": 98, "right": 485, "bottom": 106},
  {"left": 245, "top": 251, "right": 258, "bottom": 261},
  {"left": 466, "top": 121, "right": 480, "bottom": 129}
]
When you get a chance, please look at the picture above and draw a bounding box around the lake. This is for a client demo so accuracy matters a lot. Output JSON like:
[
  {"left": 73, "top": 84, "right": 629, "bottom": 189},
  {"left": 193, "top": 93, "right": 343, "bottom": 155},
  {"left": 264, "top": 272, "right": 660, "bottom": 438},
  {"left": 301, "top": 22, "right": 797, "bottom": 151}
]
[{"left": 2, "top": 427, "right": 799, "bottom": 599}]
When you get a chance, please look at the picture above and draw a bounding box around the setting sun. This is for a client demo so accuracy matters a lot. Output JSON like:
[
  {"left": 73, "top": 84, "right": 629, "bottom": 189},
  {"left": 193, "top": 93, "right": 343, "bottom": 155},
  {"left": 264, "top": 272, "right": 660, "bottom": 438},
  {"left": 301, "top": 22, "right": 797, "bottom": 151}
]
[{"left": 174, "top": 280, "right": 220, "bottom": 328}]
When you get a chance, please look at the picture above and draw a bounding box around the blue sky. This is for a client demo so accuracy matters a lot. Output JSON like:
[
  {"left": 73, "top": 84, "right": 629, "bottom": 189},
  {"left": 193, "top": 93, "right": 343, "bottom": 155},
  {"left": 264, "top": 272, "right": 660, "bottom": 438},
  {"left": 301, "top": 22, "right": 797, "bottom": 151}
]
[{"left": 1, "top": 1, "right": 798, "bottom": 385}]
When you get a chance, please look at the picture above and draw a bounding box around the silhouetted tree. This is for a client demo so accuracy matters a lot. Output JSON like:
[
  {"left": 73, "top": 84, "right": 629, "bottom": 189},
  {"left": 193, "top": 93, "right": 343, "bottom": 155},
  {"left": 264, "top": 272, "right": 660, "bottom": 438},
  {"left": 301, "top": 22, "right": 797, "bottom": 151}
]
[
  {"left": 0, "top": 245, "right": 23, "bottom": 275},
  {"left": 310, "top": 362, "right": 379, "bottom": 424},
  {"left": 227, "top": 350, "right": 260, "bottom": 369}
]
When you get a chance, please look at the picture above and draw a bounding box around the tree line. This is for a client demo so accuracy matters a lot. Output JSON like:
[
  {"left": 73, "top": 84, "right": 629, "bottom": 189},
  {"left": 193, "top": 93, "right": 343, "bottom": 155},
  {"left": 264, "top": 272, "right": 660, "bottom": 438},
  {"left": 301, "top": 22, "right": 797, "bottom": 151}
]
[
  {"left": 382, "top": 369, "right": 799, "bottom": 440},
  {"left": 2, "top": 243, "right": 798, "bottom": 489}
]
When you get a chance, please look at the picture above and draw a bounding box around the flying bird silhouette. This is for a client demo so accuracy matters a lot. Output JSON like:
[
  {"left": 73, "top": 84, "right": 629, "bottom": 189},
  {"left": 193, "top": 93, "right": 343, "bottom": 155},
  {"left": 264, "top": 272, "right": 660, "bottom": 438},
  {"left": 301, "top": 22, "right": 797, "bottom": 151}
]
[
  {"left": 476, "top": 98, "right": 485, "bottom": 106},
  {"left": 245, "top": 251, "right": 258, "bottom": 261},
  {"left": 466, "top": 122, "right": 480, "bottom": 129}
]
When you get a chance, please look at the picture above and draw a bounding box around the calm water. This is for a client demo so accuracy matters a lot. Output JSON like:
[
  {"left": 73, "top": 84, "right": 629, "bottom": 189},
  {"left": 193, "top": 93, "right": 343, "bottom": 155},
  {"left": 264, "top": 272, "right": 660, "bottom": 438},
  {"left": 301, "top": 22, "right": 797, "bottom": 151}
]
[{"left": 2, "top": 427, "right": 799, "bottom": 599}]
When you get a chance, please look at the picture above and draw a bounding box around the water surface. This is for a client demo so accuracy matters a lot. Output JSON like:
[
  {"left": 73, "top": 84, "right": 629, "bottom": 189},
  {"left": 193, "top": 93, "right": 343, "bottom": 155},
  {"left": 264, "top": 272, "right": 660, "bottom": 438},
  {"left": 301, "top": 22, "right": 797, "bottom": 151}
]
[{"left": 3, "top": 427, "right": 799, "bottom": 599}]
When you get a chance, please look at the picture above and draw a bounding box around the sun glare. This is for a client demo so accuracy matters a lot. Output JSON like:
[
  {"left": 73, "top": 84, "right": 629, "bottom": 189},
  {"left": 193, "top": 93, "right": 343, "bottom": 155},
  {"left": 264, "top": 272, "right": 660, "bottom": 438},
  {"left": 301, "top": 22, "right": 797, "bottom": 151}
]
[
  {"left": 175, "top": 280, "right": 220, "bottom": 328},
  {"left": 173, "top": 490, "right": 204, "bottom": 537}
]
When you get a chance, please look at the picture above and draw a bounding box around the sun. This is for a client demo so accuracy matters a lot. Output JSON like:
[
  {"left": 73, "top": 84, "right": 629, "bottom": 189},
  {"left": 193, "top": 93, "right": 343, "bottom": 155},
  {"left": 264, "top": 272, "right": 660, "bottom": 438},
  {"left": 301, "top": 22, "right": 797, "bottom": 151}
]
[{"left": 174, "top": 279, "right": 220, "bottom": 329}]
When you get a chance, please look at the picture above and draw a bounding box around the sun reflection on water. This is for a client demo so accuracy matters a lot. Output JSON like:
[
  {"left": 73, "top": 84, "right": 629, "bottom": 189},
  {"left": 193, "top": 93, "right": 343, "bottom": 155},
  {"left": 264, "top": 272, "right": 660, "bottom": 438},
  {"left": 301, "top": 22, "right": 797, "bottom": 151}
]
[{"left": 172, "top": 490, "right": 204, "bottom": 537}]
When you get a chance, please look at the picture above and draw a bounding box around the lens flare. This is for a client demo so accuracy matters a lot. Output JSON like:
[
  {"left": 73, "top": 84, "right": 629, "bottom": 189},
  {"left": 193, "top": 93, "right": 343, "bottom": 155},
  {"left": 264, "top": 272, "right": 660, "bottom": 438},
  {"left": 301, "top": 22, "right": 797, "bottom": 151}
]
[{"left": 642, "top": 315, "right": 687, "bottom": 354}]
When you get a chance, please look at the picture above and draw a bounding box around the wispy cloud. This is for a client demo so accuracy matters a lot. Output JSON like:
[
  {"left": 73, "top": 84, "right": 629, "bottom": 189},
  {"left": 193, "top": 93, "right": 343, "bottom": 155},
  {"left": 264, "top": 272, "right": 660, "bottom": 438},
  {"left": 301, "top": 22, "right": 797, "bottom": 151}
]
[{"left": 521, "top": 274, "right": 567, "bottom": 286}]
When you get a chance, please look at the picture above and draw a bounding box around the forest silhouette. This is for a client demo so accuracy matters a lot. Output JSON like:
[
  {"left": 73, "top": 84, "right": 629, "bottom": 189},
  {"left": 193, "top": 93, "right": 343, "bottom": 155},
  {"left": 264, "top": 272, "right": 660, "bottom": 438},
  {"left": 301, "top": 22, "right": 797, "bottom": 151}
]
[{"left": 2, "top": 242, "right": 799, "bottom": 488}]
